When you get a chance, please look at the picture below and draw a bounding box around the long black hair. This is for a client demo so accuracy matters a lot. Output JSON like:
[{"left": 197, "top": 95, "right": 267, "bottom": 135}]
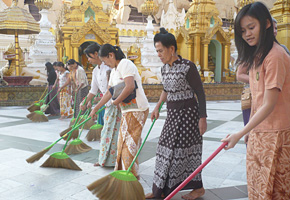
[
  {"left": 98, "top": 44, "right": 126, "bottom": 60},
  {"left": 66, "top": 59, "right": 82, "bottom": 67},
  {"left": 235, "top": 2, "right": 276, "bottom": 70},
  {"left": 45, "top": 62, "right": 55, "bottom": 76},
  {"left": 84, "top": 43, "right": 101, "bottom": 58},
  {"left": 154, "top": 27, "right": 177, "bottom": 52}
]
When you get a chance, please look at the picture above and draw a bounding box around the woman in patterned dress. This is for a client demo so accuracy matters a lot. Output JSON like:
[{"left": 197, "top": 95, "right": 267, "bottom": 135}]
[
  {"left": 89, "top": 44, "right": 149, "bottom": 178},
  {"left": 145, "top": 28, "right": 207, "bottom": 200},
  {"left": 81, "top": 43, "right": 121, "bottom": 167},
  {"left": 53, "top": 62, "right": 73, "bottom": 119},
  {"left": 222, "top": 2, "right": 290, "bottom": 199}
]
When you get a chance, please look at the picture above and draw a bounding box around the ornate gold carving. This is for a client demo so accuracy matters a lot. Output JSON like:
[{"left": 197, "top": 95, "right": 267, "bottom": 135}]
[{"left": 71, "top": 17, "right": 111, "bottom": 43}]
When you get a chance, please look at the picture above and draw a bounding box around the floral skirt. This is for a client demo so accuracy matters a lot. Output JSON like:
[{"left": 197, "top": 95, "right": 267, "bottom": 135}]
[
  {"left": 98, "top": 105, "right": 121, "bottom": 167},
  {"left": 59, "top": 87, "right": 73, "bottom": 117},
  {"left": 247, "top": 128, "right": 290, "bottom": 200},
  {"left": 114, "top": 109, "right": 149, "bottom": 176}
]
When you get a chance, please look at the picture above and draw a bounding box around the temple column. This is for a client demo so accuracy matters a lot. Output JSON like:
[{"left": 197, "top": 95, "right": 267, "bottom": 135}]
[
  {"left": 223, "top": 41, "right": 233, "bottom": 82},
  {"left": 202, "top": 40, "right": 210, "bottom": 72},
  {"left": 56, "top": 43, "right": 63, "bottom": 62},
  {"left": 193, "top": 34, "right": 201, "bottom": 63},
  {"left": 186, "top": 39, "right": 194, "bottom": 61},
  {"left": 63, "top": 34, "right": 71, "bottom": 61},
  {"left": 72, "top": 44, "right": 79, "bottom": 62}
]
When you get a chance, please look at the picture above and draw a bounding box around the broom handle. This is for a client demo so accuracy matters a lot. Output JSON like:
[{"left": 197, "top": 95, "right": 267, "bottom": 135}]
[
  {"left": 127, "top": 101, "right": 164, "bottom": 173},
  {"left": 77, "top": 105, "right": 92, "bottom": 139},
  {"left": 62, "top": 106, "right": 105, "bottom": 151},
  {"left": 72, "top": 96, "right": 88, "bottom": 128},
  {"left": 37, "top": 86, "right": 48, "bottom": 102},
  {"left": 40, "top": 90, "right": 61, "bottom": 112},
  {"left": 164, "top": 142, "right": 228, "bottom": 200},
  {"left": 41, "top": 86, "right": 55, "bottom": 102},
  {"left": 72, "top": 91, "right": 77, "bottom": 117}
]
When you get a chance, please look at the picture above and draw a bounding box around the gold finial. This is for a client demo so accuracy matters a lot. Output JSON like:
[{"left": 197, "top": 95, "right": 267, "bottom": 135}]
[
  {"left": 34, "top": 0, "right": 53, "bottom": 11},
  {"left": 141, "top": 0, "right": 159, "bottom": 16}
]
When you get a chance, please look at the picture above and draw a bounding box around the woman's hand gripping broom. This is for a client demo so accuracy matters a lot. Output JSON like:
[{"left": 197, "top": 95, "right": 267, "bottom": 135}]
[{"left": 87, "top": 102, "right": 164, "bottom": 200}]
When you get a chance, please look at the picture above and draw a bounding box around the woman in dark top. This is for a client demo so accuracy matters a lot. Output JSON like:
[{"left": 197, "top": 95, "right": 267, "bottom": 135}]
[
  {"left": 45, "top": 62, "right": 60, "bottom": 116},
  {"left": 145, "top": 28, "right": 207, "bottom": 200}
]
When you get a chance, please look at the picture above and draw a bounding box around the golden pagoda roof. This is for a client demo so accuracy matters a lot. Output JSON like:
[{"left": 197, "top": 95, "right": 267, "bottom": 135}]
[{"left": 0, "top": 2, "right": 40, "bottom": 35}]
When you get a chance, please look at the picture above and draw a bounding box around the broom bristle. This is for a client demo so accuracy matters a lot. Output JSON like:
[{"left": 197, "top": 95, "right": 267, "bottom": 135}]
[
  {"left": 69, "top": 118, "right": 76, "bottom": 127},
  {"left": 27, "top": 104, "right": 40, "bottom": 112},
  {"left": 27, "top": 112, "right": 48, "bottom": 122},
  {"left": 26, "top": 147, "right": 51, "bottom": 163},
  {"left": 83, "top": 119, "right": 95, "bottom": 130},
  {"left": 59, "top": 128, "right": 79, "bottom": 141},
  {"left": 64, "top": 140, "right": 92, "bottom": 155},
  {"left": 87, "top": 174, "right": 145, "bottom": 200},
  {"left": 41, "top": 155, "right": 81, "bottom": 170},
  {"left": 86, "top": 128, "right": 102, "bottom": 141}
]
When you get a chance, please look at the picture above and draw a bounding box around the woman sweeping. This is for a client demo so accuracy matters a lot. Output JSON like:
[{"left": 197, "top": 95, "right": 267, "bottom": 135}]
[
  {"left": 67, "top": 59, "right": 89, "bottom": 118},
  {"left": 44, "top": 62, "right": 60, "bottom": 116},
  {"left": 222, "top": 2, "right": 290, "bottom": 199},
  {"left": 82, "top": 43, "right": 121, "bottom": 167},
  {"left": 145, "top": 28, "right": 207, "bottom": 200},
  {"left": 89, "top": 44, "right": 149, "bottom": 178},
  {"left": 54, "top": 62, "right": 73, "bottom": 119}
]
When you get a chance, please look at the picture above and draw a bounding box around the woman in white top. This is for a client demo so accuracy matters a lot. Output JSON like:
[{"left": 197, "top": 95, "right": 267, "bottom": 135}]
[
  {"left": 53, "top": 62, "right": 73, "bottom": 120},
  {"left": 82, "top": 43, "right": 122, "bottom": 167},
  {"left": 89, "top": 44, "right": 149, "bottom": 178},
  {"left": 67, "top": 59, "right": 89, "bottom": 118}
]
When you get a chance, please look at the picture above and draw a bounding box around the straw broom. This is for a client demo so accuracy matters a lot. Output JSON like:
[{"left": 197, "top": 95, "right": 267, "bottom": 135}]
[
  {"left": 164, "top": 142, "right": 228, "bottom": 200},
  {"left": 86, "top": 123, "right": 103, "bottom": 141},
  {"left": 87, "top": 102, "right": 164, "bottom": 200},
  {"left": 40, "top": 116, "right": 94, "bottom": 170},
  {"left": 26, "top": 91, "right": 60, "bottom": 122},
  {"left": 26, "top": 124, "right": 83, "bottom": 163},
  {"left": 64, "top": 109, "right": 91, "bottom": 154},
  {"left": 59, "top": 97, "right": 87, "bottom": 141},
  {"left": 64, "top": 107, "right": 105, "bottom": 154},
  {"left": 27, "top": 86, "right": 49, "bottom": 112},
  {"left": 85, "top": 106, "right": 104, "bottom": 141}
]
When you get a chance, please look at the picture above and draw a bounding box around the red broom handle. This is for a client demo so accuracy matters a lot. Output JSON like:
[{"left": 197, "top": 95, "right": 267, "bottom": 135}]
[{"left": 164, "top": 142, "right": 228, "bottom": 200}]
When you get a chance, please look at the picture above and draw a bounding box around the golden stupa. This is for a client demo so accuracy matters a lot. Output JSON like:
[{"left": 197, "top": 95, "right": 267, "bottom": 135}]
[{"left": 0, "top": 0, "right": 40, "bottom": 76}]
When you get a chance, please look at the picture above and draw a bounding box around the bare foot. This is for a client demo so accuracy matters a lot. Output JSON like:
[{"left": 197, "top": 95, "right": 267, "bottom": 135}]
[
  {"left": 181, "top": 187, "right": 205, "bottom": 200},
  {"left": 145, "top": 193, "right": 154, "bottom": 199},
  {"left": 93, "top": 162, "right": 100, "bottom": 167}
]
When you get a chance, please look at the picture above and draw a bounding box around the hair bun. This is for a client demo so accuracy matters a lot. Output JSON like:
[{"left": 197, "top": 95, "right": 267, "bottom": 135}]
[{"left": 159, "top": 27, "right": 168, "bottom": 34}]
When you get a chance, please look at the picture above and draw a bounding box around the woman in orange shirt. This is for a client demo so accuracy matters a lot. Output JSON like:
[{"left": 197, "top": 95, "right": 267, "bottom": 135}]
[{"left": 222, "top": 2, "right": 290, "bottom": 199}]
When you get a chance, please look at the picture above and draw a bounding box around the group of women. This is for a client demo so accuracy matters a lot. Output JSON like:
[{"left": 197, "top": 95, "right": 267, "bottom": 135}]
[
  {"left": 45, "top": 2, "right": 290, "bottom": 199},
  {"left": 44, "top": 59, "right": 89, "bottom": 120}
]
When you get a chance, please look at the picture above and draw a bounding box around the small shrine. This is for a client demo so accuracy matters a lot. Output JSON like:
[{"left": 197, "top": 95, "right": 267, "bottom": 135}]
[
  {"left": 175, "top": 0, "right": 233, "bottom": 83},
  {"left": 55, "top": 0, "right": 119, "bottom": 69}
]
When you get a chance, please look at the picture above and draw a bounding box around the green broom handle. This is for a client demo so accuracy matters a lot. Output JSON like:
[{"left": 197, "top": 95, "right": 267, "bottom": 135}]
[
  {"left": 40, "top": 90, "right": 61, "bottom": 112},
  {"left": 72, "top": 96, "right": 88, "bottom": 128},
  {"left": 77, "top": 109, "right": 91, "bottom": 139},
  {"left": 127, "top": 101, "right": 164, "bottom": 173},
  {"left": 72, "top": 92, "right": 77, "bottom": 117},
  {"left": 37, "top": 85, "right": 48, "bottom": 102},
  {"left": 41, "top": 86, "right": 55, "bottom": 102},
  {"left": 62, "top": 105, "right": 105, "bottom": 151}
]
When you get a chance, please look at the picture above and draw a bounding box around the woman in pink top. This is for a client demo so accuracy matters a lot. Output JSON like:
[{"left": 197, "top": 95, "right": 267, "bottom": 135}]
[{"left": 222, "top": 2, "right": 290, "bottom": 199}]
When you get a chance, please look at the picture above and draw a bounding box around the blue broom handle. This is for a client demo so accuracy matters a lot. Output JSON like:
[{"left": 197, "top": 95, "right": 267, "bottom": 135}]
[{"left": 127, "top": 101, "right": 164, "bottom": 173}]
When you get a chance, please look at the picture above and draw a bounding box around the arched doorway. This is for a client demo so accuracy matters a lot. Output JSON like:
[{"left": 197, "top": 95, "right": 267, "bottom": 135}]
[
  {"left": 208, "top": 39, "right": 222, "bottom": 82},
  {"left": 79, "top": 41, "right": 99, "bottom": 70}
]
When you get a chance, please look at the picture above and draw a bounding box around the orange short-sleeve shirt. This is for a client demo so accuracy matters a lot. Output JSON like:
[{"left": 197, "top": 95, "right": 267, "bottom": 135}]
[{"left": 249, "top": 42, "right": 290, "bottom": 131}]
